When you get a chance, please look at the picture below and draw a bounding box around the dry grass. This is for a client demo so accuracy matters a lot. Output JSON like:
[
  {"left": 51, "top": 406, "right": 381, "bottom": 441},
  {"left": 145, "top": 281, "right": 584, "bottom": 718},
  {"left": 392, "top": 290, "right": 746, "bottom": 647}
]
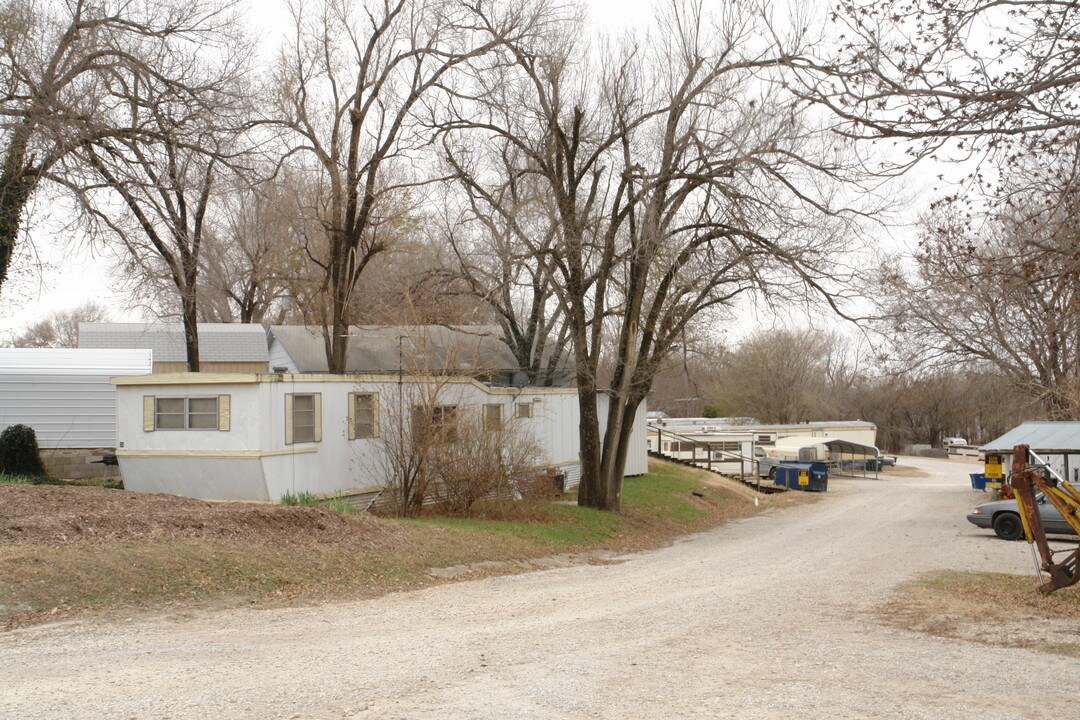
[
  {"left": 882, "top": 465, "right": 930, "bottom": 478},
  {"left": 0, "top": 459, "right": 776, "bottom": 629},
  {"left": 881, "top": 570, "right": 1080, "bottom": 657}
]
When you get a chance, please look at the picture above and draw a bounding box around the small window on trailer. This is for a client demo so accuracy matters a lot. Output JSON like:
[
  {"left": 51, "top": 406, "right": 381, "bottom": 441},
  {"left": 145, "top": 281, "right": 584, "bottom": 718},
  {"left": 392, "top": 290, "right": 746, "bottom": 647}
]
[
  {"left": 412, "top": 404, "right": 459, "bottom": 441},
  {"left": 146, "top": 395, "right": 229, "bottom": 431},
  {"left": 515, "top": 402, "right": 533, "bottom": 419},
  {"left": 285, "top": 393, "right": 322, "bottom": 444},
  {"left": 484, "top": 404, "right": 504, "bottom": 431},
  {"left": 349, "top": 392, "right": 379, "bottom": 440}
]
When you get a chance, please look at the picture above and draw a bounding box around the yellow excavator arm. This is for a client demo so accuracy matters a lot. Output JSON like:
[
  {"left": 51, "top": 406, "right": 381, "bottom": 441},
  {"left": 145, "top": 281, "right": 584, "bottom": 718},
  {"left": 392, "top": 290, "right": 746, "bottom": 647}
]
[{"left": 1008, "top": 444, "right": 1080, "bottom": 594}]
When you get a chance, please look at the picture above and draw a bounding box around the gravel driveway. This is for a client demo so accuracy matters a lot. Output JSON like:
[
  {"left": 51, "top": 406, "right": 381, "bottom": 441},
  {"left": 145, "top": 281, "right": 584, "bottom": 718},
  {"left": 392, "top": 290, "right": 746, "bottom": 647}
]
[{"left": 2, "top": 456, "right": 1077, "bottom": 719}]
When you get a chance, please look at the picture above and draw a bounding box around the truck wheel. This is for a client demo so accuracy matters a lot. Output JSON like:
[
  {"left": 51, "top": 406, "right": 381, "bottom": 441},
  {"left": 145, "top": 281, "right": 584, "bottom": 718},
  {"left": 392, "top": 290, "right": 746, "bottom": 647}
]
[
  {"left": 993, "top": 513, "right": 1023, "bottom": 541},
  {"left": 768, "top": 467, "right": 776, "bottom": 481}
]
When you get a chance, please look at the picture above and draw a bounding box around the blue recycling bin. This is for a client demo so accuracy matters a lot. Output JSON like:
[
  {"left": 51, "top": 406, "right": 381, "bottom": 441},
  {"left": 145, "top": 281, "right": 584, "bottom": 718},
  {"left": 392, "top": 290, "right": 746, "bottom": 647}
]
[
  {"left": 970, "top": 473, "right": 988, "bottom": 491},
  {"left": 774, "top": 462, "right": 829, "bottom": 492}
]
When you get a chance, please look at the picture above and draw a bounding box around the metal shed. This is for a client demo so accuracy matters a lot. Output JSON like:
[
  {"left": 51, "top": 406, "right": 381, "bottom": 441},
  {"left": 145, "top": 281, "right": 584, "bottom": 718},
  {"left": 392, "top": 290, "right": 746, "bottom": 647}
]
[
  {"left": 769, "top": 436, "right": 882, "bottom": 479},
  {"left": 981, "top": 422, "right": 1080, "bottom": 484},
  {"left": 0, "top": 348, "right": 152, "bottom": 448}
]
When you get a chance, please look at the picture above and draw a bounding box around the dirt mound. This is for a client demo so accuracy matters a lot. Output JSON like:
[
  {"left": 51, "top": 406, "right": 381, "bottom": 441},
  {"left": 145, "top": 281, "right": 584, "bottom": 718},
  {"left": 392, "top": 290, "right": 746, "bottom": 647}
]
[{"left": 0, "top": 485, "right": 403, "bottom": 548}]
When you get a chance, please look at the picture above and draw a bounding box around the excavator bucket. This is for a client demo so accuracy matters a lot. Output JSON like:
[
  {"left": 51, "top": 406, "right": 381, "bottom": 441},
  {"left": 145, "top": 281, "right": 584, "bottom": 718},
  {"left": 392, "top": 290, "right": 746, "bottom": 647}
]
[
  {"left": 1040, "top": 546, "right": 1080, "bottom": 594},
  {"left": 1010, "top": 444, "right": 1080, "bottom": 594}
]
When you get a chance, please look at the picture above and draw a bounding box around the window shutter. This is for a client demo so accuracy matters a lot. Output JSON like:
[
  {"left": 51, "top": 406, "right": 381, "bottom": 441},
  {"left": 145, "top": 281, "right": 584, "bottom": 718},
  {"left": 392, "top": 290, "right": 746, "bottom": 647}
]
[
  {"left": 143, "top": 395, "right": 155, "bottom": 432},
  {"left": 218, "top": 395, "right": 231, "bottom": 432},
  {"left": 284, "top": 394, "right": 294, "bottom": 445},
  {"left": 372, "top": 393, "right": 380, "bottom": 438},
  {"left": 347, "top": 392, "right": 356, "bottom": 441},
  {"left": 313, "top": 393, "right": 323, "bottom": 442}
]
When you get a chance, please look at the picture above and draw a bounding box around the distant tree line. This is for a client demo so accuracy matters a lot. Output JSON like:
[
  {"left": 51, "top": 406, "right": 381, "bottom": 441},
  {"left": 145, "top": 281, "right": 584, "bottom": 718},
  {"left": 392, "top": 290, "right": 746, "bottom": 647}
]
[{"left": 648, "top": 328, "right": 1033, "bottom": 452}]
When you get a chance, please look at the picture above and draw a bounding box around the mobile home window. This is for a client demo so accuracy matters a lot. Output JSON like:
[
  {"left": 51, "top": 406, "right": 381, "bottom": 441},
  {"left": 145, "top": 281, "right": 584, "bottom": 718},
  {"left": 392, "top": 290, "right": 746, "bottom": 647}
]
[
  {"left": 412, "top": 404, "right": 459, "bottom": 440},
  {"left": 353, "top": 393, "right": 378, "bottom": 439},
  {"left": 154, "top": 397, "right": 219, "bottom": 430},
  {"left": 187, "top": 398, "right": 219, "bottom": 429},
  {"left": 291, "top": 394, "right": 316, "bottom": 443},
  {"left": 515, "top": 402, "right": 533, "bottom": 419},
  {"left": 483, "top": 404, "right": 504, "bottom": 431}
]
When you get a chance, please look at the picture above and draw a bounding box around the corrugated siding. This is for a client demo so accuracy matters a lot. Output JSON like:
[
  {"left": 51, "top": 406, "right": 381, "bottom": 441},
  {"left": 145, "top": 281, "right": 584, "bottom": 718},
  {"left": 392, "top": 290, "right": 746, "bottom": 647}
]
[
  {"left": 0, "top": 349, "right": 152, "bottom": 448},
  {"left": 982, "top": 421, "right": 1080, "bottom": 453},
  {"left": 561, "top": 463, "right": 583, "bottom": 491},
  {"left": 267, "top": 338, "right": 299, "bottom": 373},
  {"left": 596, "top": 394, "right": 650, "bottom": 477}
]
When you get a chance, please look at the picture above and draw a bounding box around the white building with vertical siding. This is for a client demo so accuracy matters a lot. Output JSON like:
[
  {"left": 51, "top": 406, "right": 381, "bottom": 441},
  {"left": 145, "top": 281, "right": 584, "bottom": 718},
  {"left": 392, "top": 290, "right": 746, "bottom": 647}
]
[
  {"left": 113, "top": 373, "right": 648, "bottom": 502},
  {"left": 0, "top": 349, "right": 152, "bottom": 478}
]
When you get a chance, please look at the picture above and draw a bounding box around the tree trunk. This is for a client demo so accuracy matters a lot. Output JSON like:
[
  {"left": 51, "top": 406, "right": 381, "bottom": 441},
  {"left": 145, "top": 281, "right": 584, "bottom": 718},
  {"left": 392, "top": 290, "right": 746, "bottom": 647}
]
[
  {"left": 595, "top": 391, "right": 627, "bottom": 511},
  {"left": 329, "top": 311, "right": 349, "bottom": 374},
  {"left": 576, "top": 384, "right": 610, "bottom": 510},
  {"left": 328, "top": 241, "right": 350, "bottom": 373},
  {"left": 0, "top": 131, "right": 34, "bottom": 298},
  {"left": 181, "top": 289, "right": 201, "bottom": 372}
]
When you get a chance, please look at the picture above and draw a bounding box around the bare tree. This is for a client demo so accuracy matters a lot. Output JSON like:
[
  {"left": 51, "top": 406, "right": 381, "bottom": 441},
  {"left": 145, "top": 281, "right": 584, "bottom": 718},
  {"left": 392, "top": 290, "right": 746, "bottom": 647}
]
[
  {"left": 9, "top": 299, "right": 106, "bottom": 347},
  {"left": 375, "top": 374, "right": 455, "bottom": 517},
  {"left": 272, "top": 0, "right": 542, "bottom": 372},
  {"left": 807, "top": 1, "right": 1080, "bottom": 157},
  {"left": 446, "top": 0, "right": 865, "bottom": 510},
  {"left": 710, "top": 328, "right": 842, "bottom": 424},
  {"left": 196, "top": 175, "right": 308, "bottom": 324},
  {"left": 0, "top": 0, "right": 243, "bottom": 298},
  {"left": 878, "top": 180, "right": 1080, "bottom": 418},
  {"left": 57, "top": 3, "right": 252, "bottom": 370},
  {"left": 434, "top": 145, "right": 571, "bottom": 385}
]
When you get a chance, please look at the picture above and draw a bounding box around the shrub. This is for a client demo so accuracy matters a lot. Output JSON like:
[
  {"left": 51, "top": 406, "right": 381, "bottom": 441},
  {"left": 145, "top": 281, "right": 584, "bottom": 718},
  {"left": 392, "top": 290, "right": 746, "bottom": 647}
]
[
  {"left": 0, "top": 424, "right": 48, "bottom": 478},
  {"left": 432, "top": 414, "right": 543, "bottom": 516}
]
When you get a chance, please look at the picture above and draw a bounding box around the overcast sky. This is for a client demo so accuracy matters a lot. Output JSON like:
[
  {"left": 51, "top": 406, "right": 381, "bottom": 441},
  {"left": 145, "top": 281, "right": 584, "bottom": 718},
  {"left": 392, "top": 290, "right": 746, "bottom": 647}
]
[{"left": 0, "top": 0, "right": 942, "bottom": 341}]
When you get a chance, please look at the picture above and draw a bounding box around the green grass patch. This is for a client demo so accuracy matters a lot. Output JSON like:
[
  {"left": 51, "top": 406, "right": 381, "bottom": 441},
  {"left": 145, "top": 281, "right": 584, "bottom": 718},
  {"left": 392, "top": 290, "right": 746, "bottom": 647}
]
[
  {"left": 320, "top": 497, "right": 357, "bottom": 514},
  {"left": 280, "top": 490, "right": 319, "bottom": 507},
  {"left": 0, "top": 472, "right": 121, "bottom": 489},
  {"left": 410, "top": 502, "right": 624, "bottom": 552},
  {"left": 622, "top": 464, "right": 711, "bottom": 523}
]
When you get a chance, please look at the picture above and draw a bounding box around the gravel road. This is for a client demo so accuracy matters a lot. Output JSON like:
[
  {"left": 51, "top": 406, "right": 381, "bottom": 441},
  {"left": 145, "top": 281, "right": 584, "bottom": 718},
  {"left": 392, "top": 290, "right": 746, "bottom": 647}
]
[{"left": 2, "top": 456, "right": 1078, "bottom": 719}]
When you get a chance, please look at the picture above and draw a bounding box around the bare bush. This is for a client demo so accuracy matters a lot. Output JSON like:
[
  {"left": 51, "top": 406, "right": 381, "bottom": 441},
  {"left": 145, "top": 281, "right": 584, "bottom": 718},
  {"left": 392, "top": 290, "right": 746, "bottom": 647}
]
[{"left": 432, "top": 412, "right": 542, "bottom": 516}]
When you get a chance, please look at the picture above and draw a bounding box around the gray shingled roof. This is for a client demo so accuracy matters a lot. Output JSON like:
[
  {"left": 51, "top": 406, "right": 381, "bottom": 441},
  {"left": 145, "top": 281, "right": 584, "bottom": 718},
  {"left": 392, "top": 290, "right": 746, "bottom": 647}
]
[
  {"left": 78, "top": 322, "right": 269, "bottom": 363},
  {"left": 981, "top": 422, "right": 1080, "bottom": 453},
  {"left": 268, "top": 325, "right": 520, "bottom": 374}
]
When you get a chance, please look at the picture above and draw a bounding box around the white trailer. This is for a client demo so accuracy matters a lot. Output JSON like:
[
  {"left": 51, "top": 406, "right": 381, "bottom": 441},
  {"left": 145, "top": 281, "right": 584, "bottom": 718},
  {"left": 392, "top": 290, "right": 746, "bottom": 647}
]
[{"left": 112, "top": 373, "right": 649, "bottom": 502}]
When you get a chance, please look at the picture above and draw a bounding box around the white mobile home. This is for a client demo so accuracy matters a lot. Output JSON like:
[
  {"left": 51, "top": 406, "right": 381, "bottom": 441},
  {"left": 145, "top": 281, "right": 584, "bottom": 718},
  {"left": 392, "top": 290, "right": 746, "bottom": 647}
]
[
  {"left": 113, "top": 373, "right": 647, "bottom": 502},
  {"left": 646, "top": 419, "right": 879, "bottom": 477},
  {"left": 0, "top": 349, "right": 152, "bottom": 478},
  {"left": 648, "top": 419, "right": 878, "bottom": 448}
]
